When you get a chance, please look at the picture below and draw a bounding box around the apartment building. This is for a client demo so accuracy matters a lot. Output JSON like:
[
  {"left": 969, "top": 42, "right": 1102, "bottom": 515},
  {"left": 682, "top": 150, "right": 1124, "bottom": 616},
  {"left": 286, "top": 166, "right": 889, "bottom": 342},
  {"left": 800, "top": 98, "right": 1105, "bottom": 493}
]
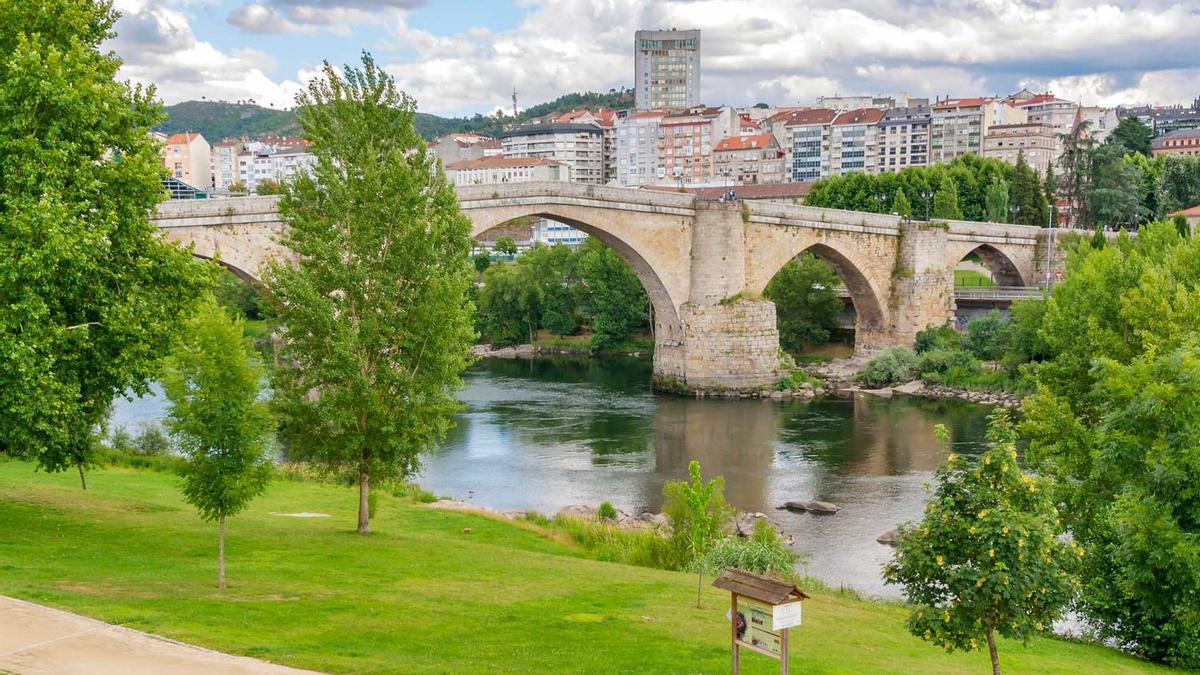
[
  {"left": 236, "top": 145, "right": 316, "bottom": 192},
  {"left": 877, "top": 106, "right": 930, "bottom": 172},
  {"left": 829, "top": 108, "right": 885, "bottom": 175},
  {"left": 500, "top": 123, "right": 605, "bottom": 184},
  {"left": 556, "top": 109, "right": 617, "bottom": 182},
  {"left": 713, "top": 133, "right": 784, "bottom": 184},
  {"left": 930, "top": 98, "right": 1000, "bottom": 163},
  {"left": 429, "top": 132, "right": 499, "bottom": 167},
  {"left": 634, "top": 29, "right": 701, "bottom": 110},
  {"left": 656, "top": 105, "right": 735, "bottom": 184},
  {"left": 784, "top": 109, "right": 837, "bottom": 182},
  {"left": 211, "top": 139, "right": 245, "bottom": 190},
  {"left": 982, "top": 123, "right": 1058, "bottom": 175},
  {"left": 1152, "top": 128, "right": 1200, "bottom": 157},
  {"left": 615, "top": 109, "right": 668, "bottom": 186},
  {"left": 1081, "top": 106, "right": 1119, "bottom": 144},
  {"left": 160, "top": 132, "right": 212, "bottom": 189},
  {"left": 444, "top": 155, "right": 570, "bottom": 185}
]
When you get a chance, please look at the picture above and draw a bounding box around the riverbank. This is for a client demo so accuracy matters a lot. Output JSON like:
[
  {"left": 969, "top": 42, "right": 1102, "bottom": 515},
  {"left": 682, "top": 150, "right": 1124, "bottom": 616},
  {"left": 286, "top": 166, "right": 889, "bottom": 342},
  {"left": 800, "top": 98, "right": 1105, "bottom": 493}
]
[
  {"left": 807, "top": 357, "right": 1023, "bottom": 407},
  {"left": 0, "top": 460, "right": 1167, "bottom": 673}
]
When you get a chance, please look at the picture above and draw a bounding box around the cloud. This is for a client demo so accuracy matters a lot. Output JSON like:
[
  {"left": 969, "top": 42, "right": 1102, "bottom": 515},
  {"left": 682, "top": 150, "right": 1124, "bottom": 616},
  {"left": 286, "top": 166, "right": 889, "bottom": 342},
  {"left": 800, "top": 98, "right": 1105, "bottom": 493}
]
[
  {"left": 110, "top": 0, "right": 1200, "bottom": 118},
  {"left": 227, "top": 0, "right": 425, "bottom": 33},
  {"left": 112, "top": 0, "right": 304, "bottom": 108}
]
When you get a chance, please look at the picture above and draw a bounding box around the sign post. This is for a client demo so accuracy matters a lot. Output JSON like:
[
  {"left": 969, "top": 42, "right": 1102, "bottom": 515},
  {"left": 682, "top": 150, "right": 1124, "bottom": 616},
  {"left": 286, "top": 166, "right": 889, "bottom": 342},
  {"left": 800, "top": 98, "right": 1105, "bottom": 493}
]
[{"left": 713, "top": 569, "right": 809, "bottom": 674}]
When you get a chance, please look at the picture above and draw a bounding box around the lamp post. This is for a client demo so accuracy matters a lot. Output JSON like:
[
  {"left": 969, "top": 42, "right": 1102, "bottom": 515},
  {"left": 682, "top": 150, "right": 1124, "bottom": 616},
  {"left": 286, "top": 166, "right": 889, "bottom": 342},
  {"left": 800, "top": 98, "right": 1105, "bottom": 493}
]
[
  {"left": 921, "top": 191, "right": 931, "bottom": 221},
  {"left": 1045, "top": 202, "right": 1054, "bottom": 293}
]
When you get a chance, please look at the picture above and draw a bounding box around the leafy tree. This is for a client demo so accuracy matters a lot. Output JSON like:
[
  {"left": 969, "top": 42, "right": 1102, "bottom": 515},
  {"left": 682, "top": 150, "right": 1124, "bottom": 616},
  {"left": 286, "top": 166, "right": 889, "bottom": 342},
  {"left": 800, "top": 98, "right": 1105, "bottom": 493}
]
[
  {"left": 1058, "top": 119, "right": 1093, "bottom": 227},
  {"left": 884, "top": 411, "right": 1079, "bottom": 675},
  {"left": 1008, "top": 151, "right": 1048, "bottom": 227},
  {"left": 213, "top": 270, "right": 272, "bottom": 321},
  {"left": 914, "top": 323, "right": 962, "bottom": 353},
  {"left": 1123, "top": 151, "right": 1161, "bottom": 222},
  {"left": 1043, "top": 166, "right": 1058, "bottom": 227},
  {"left": 855, "top": 347, "right": 918, "bottom": 387},
  {"left": 521, "top": 244, "right": 580, "bottom": 337},
  {"left": 477, "top": 261, "right": 540, "bottom": 346},
  {"left": 964, "top": 310, "right": 1009, "bottom": 361},
  {"left": 226, "top": 181, "right": 248, "bottom": 194},
  {"left": 1020, "top": 221, "right": 1200, "bottom": 666},
  {"left": 266, "top": 54, "right": 475, "bottom": 534},
  {"left": 0, "top": 0, "right": 209, "bottom": 487},
  {"left": 577, "top": 239, "right": 648, "bottom": 350},
  {"left": 255, "top": 179, "right": 285, "bottom": 195},
  {"left": 1156, "top": 154, "right": 1200, "bottom": 216},
  {"left": 932, "top": 175, "right": 962, "bottom": 220},
  {"left": 984, "top": 176, "right": 1009, "bottom": 222},
  {"left": 891, "top": 188, "right": 913, "bottom": 217},
  {"left": 663, "top": 460, "right": 732, "bottom": 608},
  {"left": 162, "top": 295, "right": 273, "bottom": 589},
  {"left": 472, "top": 252, "right": 492, "bottom": 273},
  {"left": 492, "top": 236, "right": 518, "bottom": 256},
  {"left": 1107, "top": 116, "right": 1153, "bottom": 157},
  {"left": 1089, "top": 143, "right": 1142, "bottom": 228},
  {"left": 763, "top": 253, "right": 842, "bottom": 350},
  {"left": 1001, "top": 297, "right": 1050, "bottom": 369}
]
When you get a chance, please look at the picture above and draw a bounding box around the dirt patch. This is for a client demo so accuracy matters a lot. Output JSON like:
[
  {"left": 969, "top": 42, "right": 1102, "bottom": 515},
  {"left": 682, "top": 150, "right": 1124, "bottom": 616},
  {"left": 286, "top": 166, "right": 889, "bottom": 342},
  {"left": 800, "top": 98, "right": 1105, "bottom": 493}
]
[{"left": 268, "top": 512, "right": 330, "bottom": 518}]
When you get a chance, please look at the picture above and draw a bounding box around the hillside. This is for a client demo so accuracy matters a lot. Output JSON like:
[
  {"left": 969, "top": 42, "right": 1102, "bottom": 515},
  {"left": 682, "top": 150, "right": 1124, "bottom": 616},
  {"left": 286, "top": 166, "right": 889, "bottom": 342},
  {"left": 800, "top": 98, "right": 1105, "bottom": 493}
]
[{"left": 157, "top": 88, "right": 635, "bottom": 143}]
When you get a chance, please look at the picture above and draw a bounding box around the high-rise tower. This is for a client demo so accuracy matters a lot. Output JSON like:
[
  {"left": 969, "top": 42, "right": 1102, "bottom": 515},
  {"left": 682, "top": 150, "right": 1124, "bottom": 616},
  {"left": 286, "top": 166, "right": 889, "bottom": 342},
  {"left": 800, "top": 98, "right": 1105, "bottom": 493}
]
[{"left": 634, "top": 29, "right": 700, "bottom": 111}]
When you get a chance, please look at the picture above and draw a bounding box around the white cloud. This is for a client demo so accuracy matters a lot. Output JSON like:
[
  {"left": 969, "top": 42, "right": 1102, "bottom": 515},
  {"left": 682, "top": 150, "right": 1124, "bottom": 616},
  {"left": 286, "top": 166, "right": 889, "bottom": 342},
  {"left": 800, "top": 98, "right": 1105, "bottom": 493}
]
[{"left": 108, "top": 0, "right": 1200, "bottom": 118}]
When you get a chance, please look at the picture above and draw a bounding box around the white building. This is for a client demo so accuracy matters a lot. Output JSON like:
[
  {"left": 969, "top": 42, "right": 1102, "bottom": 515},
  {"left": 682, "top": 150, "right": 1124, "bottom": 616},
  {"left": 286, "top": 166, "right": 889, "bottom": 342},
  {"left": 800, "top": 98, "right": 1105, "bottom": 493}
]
[
  {"left": 828, "top": 108, "right": 885, "bottom": 175},
  {"left": 444, "top": 155, "right": 570, "bottom": 186},
  {"left": 500, "top": 123, "right": 606, "bottom": 184},
  {"left": 160, "top": 132, "right": 211, "bottom": 189},
  {"left": 615, "top": 110, "right": 668, "bottom": 186},
  {"left": 634, "top": 29, "right": 701, "bottom": 111},
  {"left": 236, "top": 145, "right": 316, "bottom": 192}
]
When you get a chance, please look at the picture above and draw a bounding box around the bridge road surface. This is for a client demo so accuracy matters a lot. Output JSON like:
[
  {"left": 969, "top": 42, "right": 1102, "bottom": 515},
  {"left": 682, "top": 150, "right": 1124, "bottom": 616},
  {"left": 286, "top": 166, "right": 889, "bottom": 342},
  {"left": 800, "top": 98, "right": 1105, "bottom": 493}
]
[{"left": 0, "top": 596, "right": 320, "bottom": 674}]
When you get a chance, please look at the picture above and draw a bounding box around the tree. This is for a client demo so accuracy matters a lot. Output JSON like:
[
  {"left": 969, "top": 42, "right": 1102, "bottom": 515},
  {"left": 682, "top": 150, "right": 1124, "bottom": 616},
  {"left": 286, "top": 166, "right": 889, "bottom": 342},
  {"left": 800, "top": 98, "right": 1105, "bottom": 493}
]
[
  {"left": 477, "top": 261, "right": 540, "bottom": 346},
  {"left": 1089, "top": 143, "right": 1142, "bottom": 229},
  {"left": 891, "top": 187, "right": 913, "bottom": 217},
  {"left": 226, "top": 181, "right": 248, "bottom": 194},
  {"left": 492, "top": 236, "right": 518, "bottom": 256},
  {"left": 1058, "top": 119, "right": 1093, "bottom": 227},
  {"left": 964, "top": 310, "right": 1009, "bottom": 361},
  {"left": 521, "top": 244, "right": 580, "bottom": 337},
  {"left": 1043, "top": 166, "right": 1058, "bottom": 227},
  {"left": 472, "top": 252, "right": 492, "bottom": 273},
  {"left": 1107, "top": 116, "right": 1153, "bottom": 157},
  {"left": 984, "top": 176, "right": 1009, "bottom": 222},
  {"left": 763, "top": 253, "right": 842, "bottom": 350},
  {"left": 1156, "top": 154, "right": 1200, "bottom": 216},
  {"left": 577, "top": 239, "right": 648, "bottom": 350},
  {"left": 0, "top": 0, "right": 209, "bottom": 488},
  {"left": 266, "top": 54, "right": 475, "bottom": 534},
  {"left": 884, "top": 411, "right": 1079, "bottom": 675},
  {"left": 663, "top": 460, "right": 732, "bottom": 608},
  {"left": 932, "top": 175, "right": 962, "bottom": 220},
  {"left": 1008, "top": 151, "right": 1048, "bottom": 227},
  {"left": 162, "top": 295, "right": 273, "bottom": 589},
  {"left": 255, "top": 179, "right": 285, "bottom": 195}
]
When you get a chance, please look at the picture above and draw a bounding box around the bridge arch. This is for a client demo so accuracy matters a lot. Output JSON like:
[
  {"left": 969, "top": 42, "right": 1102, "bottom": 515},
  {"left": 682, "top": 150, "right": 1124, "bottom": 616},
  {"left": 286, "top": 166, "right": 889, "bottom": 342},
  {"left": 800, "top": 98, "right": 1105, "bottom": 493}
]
[{"left": 947, "top": 242, "right": 1027, "bottom": 287}]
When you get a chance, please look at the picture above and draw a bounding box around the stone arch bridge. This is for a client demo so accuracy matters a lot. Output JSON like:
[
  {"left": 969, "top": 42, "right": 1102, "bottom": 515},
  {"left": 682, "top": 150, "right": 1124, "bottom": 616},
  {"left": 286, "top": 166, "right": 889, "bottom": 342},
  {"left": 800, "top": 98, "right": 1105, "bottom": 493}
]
[{"left": 152, "top": 182, "right": 1059, "bottom": 393}]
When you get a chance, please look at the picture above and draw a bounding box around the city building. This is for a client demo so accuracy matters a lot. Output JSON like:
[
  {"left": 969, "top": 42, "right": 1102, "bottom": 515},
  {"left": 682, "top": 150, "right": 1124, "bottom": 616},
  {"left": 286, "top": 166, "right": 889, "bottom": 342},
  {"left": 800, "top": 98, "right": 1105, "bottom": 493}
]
[
  {"left": 713, "top": 133, "right": 784, "bottom": 184},
  {"left": 1151, "top": 128, "right": 1200, "bottom": 157},
  {"left": 555, "top": 109, "right": 617, "bottom": 182},
  {"left": 615, "top": 109, "right": 668, "bottom": 186},
  {"left": 877, "top": 106, "right": 930, "bottom": 172},
  {"left": 1152, "top": 103, "right": 1200, "bottom": 138},
  {"left": 829, "top": 108, "right": 885, "bottom": 176},
  {"left": 634, "top": 29, "right": 701, "bottom": 110},
  {"left": 211, "top": 139, "right": 245, "bottom": 191},
  {"left": 1169, "top": 204, "right": 1200, "bottom": 234},
  {"left": 1081, "top": 106, "right": 1119, "bottom": 144},
  {"left": 656, "top": 105, "right": 736, "bottom": 184},
  {"left": 160, "top": 132, "right": 211, "bottom": 189},
  {"left": 982, "top": 123, "right": 1058, "bottom": 175},
  {"left": 500, "top": 122, "right": 606, "bottom": 184},
  {"left": 429, "top": 132, "right": 499, "bottom": 167},
  {"left": 784, "top": 109, "right": 837, "bottom": 182},
  {"left": 236, "top": 145, "right": 316, "bottom": 192},
  {"left": 532, "top": 219, "right": 588, "bottom": 247},
  {"left": 929, "top": 98, "right": 999, "bottom": 163},
  {"left": 444, "top": 155, "right": 570, "bottom": 185}
]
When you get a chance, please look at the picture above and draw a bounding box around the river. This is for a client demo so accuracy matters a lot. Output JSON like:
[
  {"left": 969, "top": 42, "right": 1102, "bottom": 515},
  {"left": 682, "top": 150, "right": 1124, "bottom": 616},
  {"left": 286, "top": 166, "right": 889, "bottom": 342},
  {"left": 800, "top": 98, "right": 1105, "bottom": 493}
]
[{"left": 110, "top": 355, "right": 995, "bottom": 598}]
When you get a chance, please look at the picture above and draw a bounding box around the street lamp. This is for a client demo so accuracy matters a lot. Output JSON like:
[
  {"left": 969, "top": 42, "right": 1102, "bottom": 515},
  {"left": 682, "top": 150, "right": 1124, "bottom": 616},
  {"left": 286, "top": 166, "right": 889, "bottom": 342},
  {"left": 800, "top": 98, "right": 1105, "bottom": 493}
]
[
  {"left": 1009, "top": 204, "right": 1020, "bottom": 225},
  {"left": 874, "top": 192, "right": 887, "bottom": 213},
  {"left": 920, "top": 191, "right": 932, "bottom": 221},
  {"left": 1045, "top": 202, "right": 1054, "bottom": 293}
]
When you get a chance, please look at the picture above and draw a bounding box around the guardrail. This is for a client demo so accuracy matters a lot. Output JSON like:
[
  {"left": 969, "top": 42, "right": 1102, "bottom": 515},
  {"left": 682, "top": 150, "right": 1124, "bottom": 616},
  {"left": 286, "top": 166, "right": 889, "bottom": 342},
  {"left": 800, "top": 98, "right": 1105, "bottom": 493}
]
[{"left": 832, "top": 286, "right": 1044, "bottom": 301}]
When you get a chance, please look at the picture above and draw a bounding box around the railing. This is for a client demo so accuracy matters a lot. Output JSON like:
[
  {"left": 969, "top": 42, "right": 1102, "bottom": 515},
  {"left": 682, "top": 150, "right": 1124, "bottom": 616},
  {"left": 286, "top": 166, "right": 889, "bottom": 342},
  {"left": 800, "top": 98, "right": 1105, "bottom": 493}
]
[{"left": 833, "top": 286, "right": 1043, "bottom": 301}]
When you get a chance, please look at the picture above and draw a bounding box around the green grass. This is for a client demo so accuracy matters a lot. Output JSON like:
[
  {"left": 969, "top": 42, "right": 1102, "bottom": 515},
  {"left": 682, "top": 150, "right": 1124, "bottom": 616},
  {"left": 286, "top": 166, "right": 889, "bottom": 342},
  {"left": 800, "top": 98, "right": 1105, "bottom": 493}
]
[
  {"left": 0, "top": 459, "right": 1169, "bottom": 674},
  {"left": 955, "top": 269, "right": 996, "bottom": 287}
]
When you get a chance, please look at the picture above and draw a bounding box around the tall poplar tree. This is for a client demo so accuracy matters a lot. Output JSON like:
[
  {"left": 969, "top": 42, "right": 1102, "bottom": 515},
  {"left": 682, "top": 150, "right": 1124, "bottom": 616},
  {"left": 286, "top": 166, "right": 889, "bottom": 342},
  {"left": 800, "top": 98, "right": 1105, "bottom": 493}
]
[
  {"left": 266, "top": 54, "right": 475, "bottom": 534},
  {"left": 932, "top": 175, "right": 962, "bottom": 220},
  {"left": 0, "top": 0, "right": 207, "bottom": 485}
]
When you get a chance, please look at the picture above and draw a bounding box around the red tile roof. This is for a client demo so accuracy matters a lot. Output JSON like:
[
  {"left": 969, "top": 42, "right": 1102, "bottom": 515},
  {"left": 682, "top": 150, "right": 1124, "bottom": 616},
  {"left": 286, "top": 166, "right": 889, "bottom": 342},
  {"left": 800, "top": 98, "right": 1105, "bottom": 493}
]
[
  {"left": 714, "top": 133, "right": 777, "bottom": 152},
  {"left": 444, "top": 155, "right": 563, "bottom": 170},
  {"left": 833, "top": 108, "right": 886, "bottom": 125},
  {"left": 1169, "top": 205, "right": 1200, "bottom": 217},
  {"left": 1013, "top": 93, "right": 1070, "bottom": 107},
  {"left": 165, "top": 132, "right": 204, "bottom": 145},
  {"left": 782, "top": 108, "right": 838, "bottom": 127},
  {"left": 933, "top": 97, "right": 991, "bottom": 109}
]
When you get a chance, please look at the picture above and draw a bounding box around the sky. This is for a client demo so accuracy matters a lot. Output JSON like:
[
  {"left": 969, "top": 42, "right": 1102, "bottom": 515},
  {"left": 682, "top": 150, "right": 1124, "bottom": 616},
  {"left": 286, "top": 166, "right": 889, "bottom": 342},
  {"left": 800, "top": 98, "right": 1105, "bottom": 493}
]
[{"left": 109, "top": 0, "right": 1200, "bottom": 117}]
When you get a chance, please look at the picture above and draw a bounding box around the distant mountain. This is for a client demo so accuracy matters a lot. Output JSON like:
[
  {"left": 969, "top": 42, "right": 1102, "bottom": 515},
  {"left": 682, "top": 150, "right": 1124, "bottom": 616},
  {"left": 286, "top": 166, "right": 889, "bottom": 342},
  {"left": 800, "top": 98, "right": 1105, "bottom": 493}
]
[{"left": 156, "top": 89, "right": 635, "bottom": 143}]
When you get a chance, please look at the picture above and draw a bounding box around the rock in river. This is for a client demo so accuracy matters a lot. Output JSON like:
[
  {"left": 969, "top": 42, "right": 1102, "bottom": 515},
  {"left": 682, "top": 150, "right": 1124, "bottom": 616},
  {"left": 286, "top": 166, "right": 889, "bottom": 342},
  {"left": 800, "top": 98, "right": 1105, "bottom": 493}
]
[
  {"left": 778, "top": 500, "right": 841, "bottom": 515},
  {"left": 876, "top": 529, "right": 899, "bottom": 546}
]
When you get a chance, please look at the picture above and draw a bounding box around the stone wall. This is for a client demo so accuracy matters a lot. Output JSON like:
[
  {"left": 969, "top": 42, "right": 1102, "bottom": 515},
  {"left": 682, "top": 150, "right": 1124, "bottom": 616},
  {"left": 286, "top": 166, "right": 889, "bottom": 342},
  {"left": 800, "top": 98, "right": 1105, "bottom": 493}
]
[
  {"left": 678, "top": 299, "right": 780, "bottom": 392},
  {"left": 886, "top": 220, "right": 956, "bottom": 348}
]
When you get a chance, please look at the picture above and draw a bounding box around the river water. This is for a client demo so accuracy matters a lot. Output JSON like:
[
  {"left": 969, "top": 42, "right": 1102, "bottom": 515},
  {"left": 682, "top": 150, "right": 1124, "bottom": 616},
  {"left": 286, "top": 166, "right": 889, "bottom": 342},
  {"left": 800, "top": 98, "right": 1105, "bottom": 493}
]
[{"left": 110, "top": 356, "right": 994, "bottom": 598}]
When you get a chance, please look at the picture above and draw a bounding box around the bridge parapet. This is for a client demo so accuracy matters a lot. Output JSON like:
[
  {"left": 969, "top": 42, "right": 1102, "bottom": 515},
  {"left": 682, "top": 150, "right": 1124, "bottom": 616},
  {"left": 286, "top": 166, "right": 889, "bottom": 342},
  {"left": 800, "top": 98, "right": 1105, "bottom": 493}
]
[{"left": 456, "top": 181, "right": 696, "bottom": 213}]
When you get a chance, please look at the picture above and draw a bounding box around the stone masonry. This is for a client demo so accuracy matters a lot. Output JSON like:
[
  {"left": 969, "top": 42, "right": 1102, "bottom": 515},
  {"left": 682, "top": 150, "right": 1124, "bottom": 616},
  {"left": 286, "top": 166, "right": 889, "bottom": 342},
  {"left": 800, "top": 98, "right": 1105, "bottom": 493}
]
[{"left": 153, "top": 182, "right": 1051, "bottom": 393}]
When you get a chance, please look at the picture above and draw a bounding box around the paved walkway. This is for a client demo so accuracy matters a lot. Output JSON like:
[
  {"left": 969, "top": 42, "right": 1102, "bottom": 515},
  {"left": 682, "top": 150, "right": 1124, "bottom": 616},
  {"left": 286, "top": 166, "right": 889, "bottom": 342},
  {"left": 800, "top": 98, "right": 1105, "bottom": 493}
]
[{"left": 0, "top": 596, "right": 319, "bottom": 674}]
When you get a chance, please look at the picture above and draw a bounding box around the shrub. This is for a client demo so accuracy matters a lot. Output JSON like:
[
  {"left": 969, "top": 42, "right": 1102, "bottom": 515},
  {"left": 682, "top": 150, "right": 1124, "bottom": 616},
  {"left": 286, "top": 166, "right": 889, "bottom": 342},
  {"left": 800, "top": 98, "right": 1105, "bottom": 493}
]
[
  {"left": 701, "top": 534, "right": 796, "bottom": 578},
  {"left": 597, "top": 501, "right": 618, "bottom": 521},
  {"left": 964, "top": 310, "right": 1010, "bottom": 361},
  {"left": 916, "top": 348, "right": 981, "bottom": 380},
  {"left": 914, "top": 323, "right": 962, "bottom": 353},
  {"left": 855, "top": 347, "right": 918, "bottom": 387}
]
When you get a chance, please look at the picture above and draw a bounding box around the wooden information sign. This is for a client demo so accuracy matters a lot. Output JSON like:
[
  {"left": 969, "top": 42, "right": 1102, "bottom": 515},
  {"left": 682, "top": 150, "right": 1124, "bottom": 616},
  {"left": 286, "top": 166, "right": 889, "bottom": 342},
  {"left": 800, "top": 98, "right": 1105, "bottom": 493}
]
[{"left": 713, "top": 569, "right": 809, "bottom": 675}]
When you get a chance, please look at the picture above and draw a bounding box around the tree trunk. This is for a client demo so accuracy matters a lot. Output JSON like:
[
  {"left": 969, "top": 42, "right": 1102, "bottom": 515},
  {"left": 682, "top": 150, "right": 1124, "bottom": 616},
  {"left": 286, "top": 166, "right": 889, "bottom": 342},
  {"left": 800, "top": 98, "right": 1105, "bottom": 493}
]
[
  {"left": 77, "top": 463, "right": 87, "bottom": 490},
  {"left": 986, "top": 626, "right": 1000, "bottom": 675},
  {"left": 357, "top": 471, "right": 370, "bottom": 534},
  {"left": 696, "top": 569, "right": 703, "bottom": 609},
  {"left": 218, "top": 515, "right": 226, "bottom": 590}
]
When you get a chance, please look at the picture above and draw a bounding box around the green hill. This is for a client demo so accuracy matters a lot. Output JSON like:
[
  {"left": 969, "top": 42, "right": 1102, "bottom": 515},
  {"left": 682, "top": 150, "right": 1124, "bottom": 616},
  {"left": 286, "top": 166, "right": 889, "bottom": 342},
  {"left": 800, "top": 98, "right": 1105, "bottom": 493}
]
[{"left": 157, "top": 89, "right": 635, "bottom": 143}]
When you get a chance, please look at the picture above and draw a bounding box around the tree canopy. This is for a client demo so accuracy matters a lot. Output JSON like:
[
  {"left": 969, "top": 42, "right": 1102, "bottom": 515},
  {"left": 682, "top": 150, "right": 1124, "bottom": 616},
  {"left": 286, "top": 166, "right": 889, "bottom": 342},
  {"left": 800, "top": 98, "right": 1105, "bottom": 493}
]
[{"left": 763, "top": 253, "right": 843, "bottom": 350}]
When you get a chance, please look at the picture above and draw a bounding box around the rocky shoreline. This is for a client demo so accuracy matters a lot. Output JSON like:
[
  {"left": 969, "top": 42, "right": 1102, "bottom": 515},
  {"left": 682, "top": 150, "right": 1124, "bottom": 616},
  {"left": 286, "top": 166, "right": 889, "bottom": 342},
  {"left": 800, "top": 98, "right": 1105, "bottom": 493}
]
[{"left": 469, "top": 343, "right": 649, "bottom": 359}]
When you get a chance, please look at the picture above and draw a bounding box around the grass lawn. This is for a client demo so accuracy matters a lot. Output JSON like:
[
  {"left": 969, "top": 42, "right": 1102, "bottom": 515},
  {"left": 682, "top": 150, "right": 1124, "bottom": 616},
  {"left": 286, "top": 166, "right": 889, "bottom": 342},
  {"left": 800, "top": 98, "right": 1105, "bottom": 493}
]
[
  {"left": 955, "top": 269, "right": 996, "bottom": 287},
  {"left": 0, "top": 460, "right": 1169, "bottom": 674}
]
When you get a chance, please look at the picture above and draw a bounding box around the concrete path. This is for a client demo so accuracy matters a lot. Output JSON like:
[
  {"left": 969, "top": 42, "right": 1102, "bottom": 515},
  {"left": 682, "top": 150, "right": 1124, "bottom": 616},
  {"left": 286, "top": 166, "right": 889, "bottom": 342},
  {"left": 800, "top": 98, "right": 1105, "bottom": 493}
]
[{"left": 0, "top": 596, "right": 319, "bottom": 675}]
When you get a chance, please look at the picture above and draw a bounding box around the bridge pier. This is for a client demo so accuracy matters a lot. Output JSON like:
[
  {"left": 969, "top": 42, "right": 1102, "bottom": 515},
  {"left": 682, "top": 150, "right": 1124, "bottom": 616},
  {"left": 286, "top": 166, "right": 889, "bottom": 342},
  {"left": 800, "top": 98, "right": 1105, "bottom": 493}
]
[{"left": 884, "top": 219, "right": 956, "bottom": 347}]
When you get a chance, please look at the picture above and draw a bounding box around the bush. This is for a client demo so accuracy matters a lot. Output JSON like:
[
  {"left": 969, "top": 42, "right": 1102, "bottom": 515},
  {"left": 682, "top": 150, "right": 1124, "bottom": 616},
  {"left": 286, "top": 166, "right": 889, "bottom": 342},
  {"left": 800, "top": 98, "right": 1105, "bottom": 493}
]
[
  {"left": 855, "top": 347, "right": 918, "bottom": 387},
  {"left": 914, "top": 323, "right": 962, "bottom": 353},
  {"left": 964, "top": 310, "right": 1010, "bottom": 361},
  {"left": 701, "top": 533, "right": 797, "bottom": 578},
  {"left": 916, "top": 348, "right": 981, "bottom": 380},
  {"left": 597, "top": 501, "right": 618, "bottom": 521}
]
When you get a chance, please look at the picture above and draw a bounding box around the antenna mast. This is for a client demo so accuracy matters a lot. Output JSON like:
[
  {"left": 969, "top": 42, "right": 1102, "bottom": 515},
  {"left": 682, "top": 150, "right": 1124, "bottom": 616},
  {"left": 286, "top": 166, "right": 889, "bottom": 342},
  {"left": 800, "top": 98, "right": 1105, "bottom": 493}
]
[{"left": 512, "top": 85, "right": 518, "bottom": 119}]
